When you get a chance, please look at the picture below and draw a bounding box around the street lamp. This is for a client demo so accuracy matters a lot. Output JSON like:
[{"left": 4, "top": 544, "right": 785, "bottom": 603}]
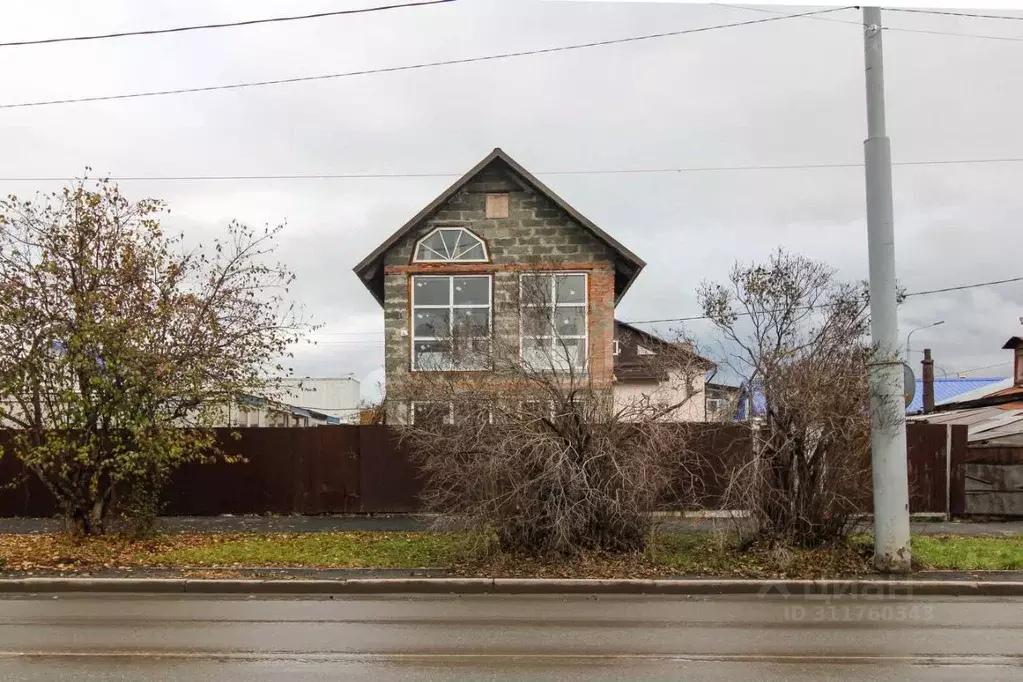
[{"left": 905, "top": 320, "right": 945, "bottom": 361}]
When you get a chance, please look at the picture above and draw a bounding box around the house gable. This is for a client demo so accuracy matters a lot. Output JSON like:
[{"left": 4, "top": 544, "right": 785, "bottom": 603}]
[
  {"left": 382, "top": 159, "right": 613, "bottom": 270},
  {"left": 355, "top": 149, "right": 646, "bottom": 396},
  {"left": 354, "top": 148, "right": 645, "bottom": 306}
]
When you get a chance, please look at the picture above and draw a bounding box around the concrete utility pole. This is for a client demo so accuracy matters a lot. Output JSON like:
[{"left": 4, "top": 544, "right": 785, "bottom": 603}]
[{"left": 862, "top": 6, "right": 911, "bottom": 572}]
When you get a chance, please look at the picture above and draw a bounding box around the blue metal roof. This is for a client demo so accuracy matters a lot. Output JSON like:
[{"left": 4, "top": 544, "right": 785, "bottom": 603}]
[
  {"left": 735, "top": 382, "right": 765, "bottom": 421},
  {"left": 735, "top": 376, "right": 1008, "bottom": 420},
  {"left": 905, "top": 377, "right": 1006, "bottom": 414}
]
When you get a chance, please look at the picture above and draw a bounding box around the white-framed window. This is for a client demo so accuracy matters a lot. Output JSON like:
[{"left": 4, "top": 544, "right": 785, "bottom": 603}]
[
  {"left": 411, "top": 275, "right": 492, "bottom": 371},
  {"left": 520, "top": 273, "right": 588, "bottom": 373},
  {"left": 612, "top": 339, "right": 621, "bottom": 356},
  {"left": 413, "top": 227, "right": 488, "bottom": 263},
  {"left": 705, "top": 397, "right": 728, "bottom": 415}
]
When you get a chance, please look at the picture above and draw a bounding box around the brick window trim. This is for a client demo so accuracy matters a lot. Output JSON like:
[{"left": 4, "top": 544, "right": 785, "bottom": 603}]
[{"left": 386, "top": 262, "right": 613, "bottom": 276}]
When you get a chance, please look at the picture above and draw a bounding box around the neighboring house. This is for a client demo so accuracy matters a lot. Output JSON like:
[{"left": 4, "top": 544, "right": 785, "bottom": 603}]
[
  {"left": 2, "top": 393, "right": 339, "bottom": 430},
  {"left": 353, "top": 148, "right": 646, "bottom": 417},
  {"left": 276, "top": 376, "right": 361, "bottom": 424},
  {"left": 218, "top": 395, "right": 337, "bottom": 428},
  {"left": 926, "top": 336, "right": 1023, "bottom": 415},
  {"left": 911, "top": 403, "right": 1023, "bottom": 448},
  {"left": 705, "top": 382, "right": 742, "bottom": 421},
  {"left": 218, "top": 376, "right": 360, "bottom": 427},
  {"left": 733, "top": 376, "right": 1009, "bottom": 421},
  {"left": 910, "top": 338, "right": 1023, "bottom": 515},
  {"left": 612, "top": 320, "right": 715, "bottom": 421},
  {"left": 1006, "top": 335, "right": 1023, "bottom": 388}
]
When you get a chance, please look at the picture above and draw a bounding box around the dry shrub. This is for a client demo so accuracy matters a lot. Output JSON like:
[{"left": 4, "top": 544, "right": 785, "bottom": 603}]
[
  {"left": 700, "top": 249, "right": 894, "bottom": 548},
  {"left": 394, "top": 271, "right": 710, "bottom": 556}
]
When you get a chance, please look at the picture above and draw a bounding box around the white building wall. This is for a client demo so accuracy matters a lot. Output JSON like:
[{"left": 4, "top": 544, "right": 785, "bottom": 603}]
[
  {"left": 276, "top": 377, "right": 361, "bottom": 424},
  {"left": 613, "top": 372, "right": 707, "bottom": 422}
]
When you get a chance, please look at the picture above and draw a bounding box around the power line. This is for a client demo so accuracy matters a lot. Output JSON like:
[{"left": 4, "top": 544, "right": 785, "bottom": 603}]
[
  {"left": 300, "top": 341, "right": 384, "bottom": 346},
  {"left": 623, "top": 275, "right": 1023, "bottom": 325},
  {"left": 718, "top": 3, "right": 1023, "bottom": 43},
  {"left": 0, "top": 0, "right": 456, "bottom": 49},
  {"left": 883, "top": 24, "right": 1023, "bottom": 43},
  {"left": 886, "top": 8, "right": 1023, "bottom": 22},
  {"left": 0, "top": 7, "right": 852, "bottom": 110},
  {"left": 903, "top": 276, "right": 1023, "bottom": 298},
  {"left": 949, "top": 360, "right": 1013, "bottom": 375},
  {"left": 6, "top": 156, "right": 1023, "bottom": 183}
]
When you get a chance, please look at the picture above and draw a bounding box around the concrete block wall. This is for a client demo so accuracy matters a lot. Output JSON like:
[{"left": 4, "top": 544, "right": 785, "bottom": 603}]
[{"left": 381, "top": 159, "right": 617, "bottom": 397}]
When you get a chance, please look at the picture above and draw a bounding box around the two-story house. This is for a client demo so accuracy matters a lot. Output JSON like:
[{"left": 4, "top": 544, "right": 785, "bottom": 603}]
[{"left": 354, "top": 148, "right": 708, "bottom": 421}]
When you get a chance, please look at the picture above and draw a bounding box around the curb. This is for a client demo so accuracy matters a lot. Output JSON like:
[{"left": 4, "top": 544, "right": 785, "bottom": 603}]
[{"left": 1, "top": 577, "right": 1022, "bottom": 596}]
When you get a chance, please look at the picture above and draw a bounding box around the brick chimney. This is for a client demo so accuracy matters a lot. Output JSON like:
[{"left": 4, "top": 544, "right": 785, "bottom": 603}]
[
  {"left": 922, "top": 348, "right": 935, "bottom": 414},
  {"left": 1003, "top": 336, "right": 1023, "bottom": 388}
]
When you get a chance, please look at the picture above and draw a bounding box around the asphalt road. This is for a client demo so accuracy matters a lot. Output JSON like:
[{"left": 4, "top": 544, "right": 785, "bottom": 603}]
[{"left": 1, "top": 593, "right": 1021, "bottom": 680}]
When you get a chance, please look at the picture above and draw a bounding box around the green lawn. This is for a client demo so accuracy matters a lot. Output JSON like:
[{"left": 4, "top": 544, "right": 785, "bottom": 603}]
[
  {"left": 155, "top": 531, "right": 1023, "bottom": 574},
  {"left": 3, "top": 530, "right": 1021, "bottom": 575},
  {"left": 153, "top": 532, "right": 477, "bottom": 569},
  {"left": 912, "top": 534, "right": 1023, "bottom": 570}
]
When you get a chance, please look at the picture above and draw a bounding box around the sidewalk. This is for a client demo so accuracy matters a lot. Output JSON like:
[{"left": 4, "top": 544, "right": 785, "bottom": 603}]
[
  {"left": 1, "top": 572, "right": 1022, "bottom": 596},
  {"left": 1, "top": 514, "right": 1020, "bottom": 536}
]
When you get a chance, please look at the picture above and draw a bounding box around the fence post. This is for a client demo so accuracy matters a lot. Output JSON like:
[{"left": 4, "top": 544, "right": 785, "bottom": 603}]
[
  {"left": 948, "top": 425, "right": 967, "bottom": 517},
  {"left": 945, "top": 424, "right": 952, "bottom": 519}
]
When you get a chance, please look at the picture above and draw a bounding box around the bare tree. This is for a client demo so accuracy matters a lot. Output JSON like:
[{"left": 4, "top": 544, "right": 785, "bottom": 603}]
[
  {"left": 0, "top": 176, "right": 310, "bottom": 534},
  {"left": 393, "top": 271, "right": 710, "bottom": 556},
  {"left": 698, "top": 249, "right": 892, "bottom": 548}
]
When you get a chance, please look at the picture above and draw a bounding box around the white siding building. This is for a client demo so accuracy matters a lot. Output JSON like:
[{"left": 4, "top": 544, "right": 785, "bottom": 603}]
[
  {"left": 276, "top": 376, "right": 361, "bottom": 424},
  {"left": 611, "top": 321, "right": 716, "bottom": 423}
]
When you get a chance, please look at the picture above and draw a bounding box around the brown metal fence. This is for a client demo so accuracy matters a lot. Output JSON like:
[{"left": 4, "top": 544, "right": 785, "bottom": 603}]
[
  {"left": 905, "top": 423, "right": 960, "bottom": 515},
  {"left": 0, "top": 423, "right": 966, "bottom": 518}
]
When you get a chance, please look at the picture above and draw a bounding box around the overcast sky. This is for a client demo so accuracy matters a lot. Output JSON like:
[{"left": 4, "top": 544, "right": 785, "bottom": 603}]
[{"left": 2, "top": 1, "right": 1021, "bottom": 399}]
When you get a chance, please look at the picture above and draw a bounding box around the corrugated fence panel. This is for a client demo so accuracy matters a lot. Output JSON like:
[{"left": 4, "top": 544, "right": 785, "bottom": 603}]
[
  {"left": 357, "top": 426, "right": 423, "bottom": 512},
  {"left": 906, "top": 423, "right": 950, "bottom": 514},
  {"left": 0, "top": 423, "right": 964, "bottom": 518}
]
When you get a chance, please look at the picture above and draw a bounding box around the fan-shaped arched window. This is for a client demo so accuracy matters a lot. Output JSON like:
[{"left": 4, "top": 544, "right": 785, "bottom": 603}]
[{"left": 413, "top": 227, "right": 488, "bottom": 263}]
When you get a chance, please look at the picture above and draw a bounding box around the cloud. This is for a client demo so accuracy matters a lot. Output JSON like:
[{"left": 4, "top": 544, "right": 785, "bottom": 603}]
[{"left": 1, "top": 1, "right": 1020, "bottom": 383}]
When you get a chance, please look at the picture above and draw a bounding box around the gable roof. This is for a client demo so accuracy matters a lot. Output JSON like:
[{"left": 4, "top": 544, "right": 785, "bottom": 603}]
[
  {"left": 1003, "top": 336, "right": 1023, "bottom": 350},
  {"left": 353, "top": 148, "right": 646, "bottom": 306}
]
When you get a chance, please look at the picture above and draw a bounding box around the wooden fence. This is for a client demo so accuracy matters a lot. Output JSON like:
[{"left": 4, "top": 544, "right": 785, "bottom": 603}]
[
  {"left": 0, "top": 422, "right": 967, "bottom": 518},
  {"left": 962, "top": 445, "right": 1023, "bottom": 517}
]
